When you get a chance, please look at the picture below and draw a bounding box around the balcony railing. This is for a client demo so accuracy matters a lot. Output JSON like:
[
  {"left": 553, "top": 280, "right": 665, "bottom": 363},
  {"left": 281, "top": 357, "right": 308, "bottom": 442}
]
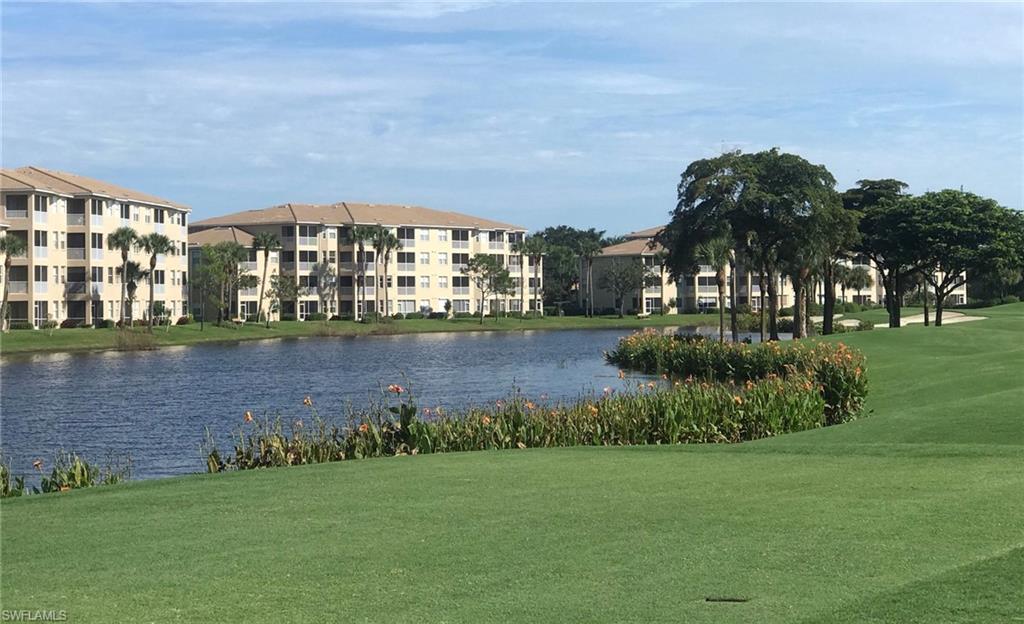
[
  {"left": 339, "top": 287, "right": 354, "bottom": 295},
  {"left": 452, "top": 240, "right": 469, "bottom": 249},
  {"left": 298, "top": 236, "right": 317, "bottom": 246},
  {"left": 155, "top": 222, "right": 165, "bottom": 234},
  {"left": 453, "top": 287, "right": 470, "bottom": 295},
  {"left": 397, "top": 263, "right": 415, "bottom": 272},
  {"left": 91, "top": 249, "right": 104, "bottom": 261},
  {"left": 34, "top": 281, "right": 48, "bottom": 294},
  {"left": 8, "top": 281, "right": 27, "bottom": 294},
  {"left": 239, "top": 288, "right": 258, "bottom": 297},
  {"left": 67, "top": 248, "right": 86, "bottom": 260},
  {"left": 91, "top": 214, "right": 104, "bottom": 227},
  {"left": 299, "top": 261, "right": 315, "bottom": 271},
  {"left": 4, "top": 209, "right": 27, "bottom": 219},
  {"left": 65, "top": 281, "right": 87, "bottom": 294},
  {"left": 154, "top": 284, "right": 166, "bottom": 295},
  {"left": 34, "top": 211, "right": 47, "bottom": 224},
  {"left": 397, "top": 287, "right": 415, "bottom": 295},
  {"left": 399, "top": 239, "right": 415, "bottom": 248},
  {"left": 240, "top": 261, "right": 257, "bottom": 271},
  {"left": 91, "top": 283, "right": 103, "bottom": 297},
  {"left": 453, "top": 263, "right": 467, "bottom": 273},
  {"left": 34, "top": 246, "right": 48, "bottom": 259},
  {"left": 488, "top": 241, "right": 504, "bottom": 249},
  {"left": 67, "top": 214, "right": 85, "bottom": 226}
]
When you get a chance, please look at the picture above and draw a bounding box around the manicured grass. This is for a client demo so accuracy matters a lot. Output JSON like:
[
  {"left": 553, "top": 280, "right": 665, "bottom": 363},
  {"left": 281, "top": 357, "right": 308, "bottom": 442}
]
[
  {"left": 838, "top": 306, "right": 922, "bottom": 324},
  {"left": 2, "top": 304, "right": 1021, "bottom": 622},
  {"left": 0, "top": 313, "right": 719, "bottom": 356}
]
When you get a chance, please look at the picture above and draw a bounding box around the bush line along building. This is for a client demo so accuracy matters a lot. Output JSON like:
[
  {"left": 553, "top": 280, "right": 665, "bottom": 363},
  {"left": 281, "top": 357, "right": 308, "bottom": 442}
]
[
  {"left": 188, "top": 202, "right": 540, "bottom": 321},
  {"left": 583, "top": 226, "right": 967, "bottom": 315},
  {"left": 0, "top": 167, "right": 190, "bottom": 327}
]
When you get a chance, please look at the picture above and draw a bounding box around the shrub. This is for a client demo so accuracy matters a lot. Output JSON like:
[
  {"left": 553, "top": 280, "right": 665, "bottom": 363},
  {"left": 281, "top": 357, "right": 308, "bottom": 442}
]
[
  {"left": 543, "top": 306, "right": 557, "bottom": 316},
  {"left": 204, "top": 378, "right": 827, "bottom": 473},
  {"left": 841, "top": 302, "right": 863, "bottom": 313},
  {"left": 96, "top": 318, "right": 116, "bottom": 329},
  {"left": 331, "top": 314, "right": 355, "bottom": 322},
  {"left": 0, "top": 457, "right": 26, "bottom": 498},
  {"left": 306, "top": 313, "right": 328, "bottom": 321},
  {"left": 176, "top": 315, "right": 192, "bottom": 325},
  {"left": 404, "top": 312, "right": 424, "bottom": 320},
  {"left": 453, "top": 312, "right": 474, "bottom": 319},
  {"left": 606, "top": 329, "right": 868, "bottom": 425},
  {"left": 857, "top": 320, "right": 875, "bottom": 331},
  {"left": 391, "top": 313, "right": 405, "bottom": 320},
  {"left": 59, "top": 319, "right": 83, "bottom": 329},
  {"left": 776, "top": 318, "right": 795, "bottom": 333},
  {"left": 38, "top": 451, "right": 131, "bottom": 493},
  {"left": 9, "top": 321, "right": 35, "bottom": 330},
  {"left": 734, "top": 303, "right": 753, "bottom": 315},
  {"left": 41, "top": 320, "right": 58, "bottom": 330},
  {"left": 115, "top": 330, "right": 157, "bottom": 351},
  {"left": 428, "top": 312, "right": 447, "bottom": 320}
]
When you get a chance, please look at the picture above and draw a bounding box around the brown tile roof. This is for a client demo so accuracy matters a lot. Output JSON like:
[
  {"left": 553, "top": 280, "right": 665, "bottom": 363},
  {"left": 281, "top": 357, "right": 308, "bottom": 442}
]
[
  {"left": 600, "top": 238, "right": 664, "bottom": 257},
  {"left": 625, "top": 225, "right": 665, "bottom": 239},
  {"left": 188, "top": 226, "right": 255, "bottom": 247},
  {"left": 191, "top": 201, "right": 525, "bottom": 231},
  {"left": 0, "top": 166, "right": 189, "bottom": 210}
]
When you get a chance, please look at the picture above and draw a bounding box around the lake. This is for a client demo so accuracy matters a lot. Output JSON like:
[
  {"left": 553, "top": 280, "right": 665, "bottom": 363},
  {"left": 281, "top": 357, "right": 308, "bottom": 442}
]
[{"left": 0, "top": 326, "right": 771, "bottom": 480}]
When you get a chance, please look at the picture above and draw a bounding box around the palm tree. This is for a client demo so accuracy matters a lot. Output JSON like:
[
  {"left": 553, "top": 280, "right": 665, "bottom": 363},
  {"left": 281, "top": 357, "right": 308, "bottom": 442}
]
[
  {"left": 578, "top": 238, "right": 603, "bottom": 317},
  {"left": 520, "top": 235, "right": 547, "bottom": 315},
  {"left": 0, "top": 234, "right": 28, "bottom": 332},
  {"left": 697, "top": 237, "right": 732, "bottom": 342},
  {"left": 117, "top": 261, "right": 150, "bottom": 326},
  {"left": 649, "top": 247, "right": 669, "bottom": 315},
  {"left": 137, "top": 233, "right": 175, "bottom": 331},
  {"left": 371, "top": 226, "right": 401, "bottom": 319},
  {"left": 511, "top": 238, "right": 527, "bottom": 317},
  {"left": 350, "top": 225, "right": 378, "bottom": 321},
  {"left": 107, "top": 226, "right": 139, "bottom": 327},
  {"left": 844, "top": 266, "right": 874, "bottom": 304},
  {"left": 252, "top": 231, "right": 281, "bottom": 327}
]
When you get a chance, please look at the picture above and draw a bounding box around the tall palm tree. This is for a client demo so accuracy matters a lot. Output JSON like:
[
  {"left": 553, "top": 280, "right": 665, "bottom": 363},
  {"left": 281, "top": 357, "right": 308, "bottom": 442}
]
[
  {"left": 137, "top": 233, "right": 175, "bottom": 331},
  {"left": 0, "top": 234, "right": 28, "bottom": 332},
  {"left": 117, "top": 261, "right": 150, "bottom": 326},
  {"left": 520, "top": 235, "right": 547, "bottom": 315},
  {"left": 697, "top": 237, "right": 732, "bottom": 342},
  {"left": 252, "top": 231, "right": 281, "bottom": 326},
  {"left": 371, "top": 226, "right": 401, "bottom": 319},
  {"left": 107, "top": 226, "right": 139, "bottom": 327},
  {"left": 350, "top": 225, "right": 378, "bottom": 321},
  {"left": 578, "top": 238, "right": 603, "bottom": 317},
  {"left": 511, "top": 237, "right": 528, "bottom": 317}
]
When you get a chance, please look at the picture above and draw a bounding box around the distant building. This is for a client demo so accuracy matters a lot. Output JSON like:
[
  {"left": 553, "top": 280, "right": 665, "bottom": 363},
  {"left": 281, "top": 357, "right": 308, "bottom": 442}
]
[
  {"left": 0, "top": 167, "right": 190, "bottom": 327},
  {"left": 189, "top": 202, "right": 541, "bottom": 320}
]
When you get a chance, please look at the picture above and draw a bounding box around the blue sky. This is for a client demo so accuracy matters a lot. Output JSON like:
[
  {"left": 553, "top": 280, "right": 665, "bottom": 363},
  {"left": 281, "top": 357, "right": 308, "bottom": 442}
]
[{"left": 2, "top": 2, "right": 1021, "bottom": 233}]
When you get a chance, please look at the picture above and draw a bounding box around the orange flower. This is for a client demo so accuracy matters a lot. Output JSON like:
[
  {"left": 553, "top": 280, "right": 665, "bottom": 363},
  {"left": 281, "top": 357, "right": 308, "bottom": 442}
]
[
  {"left": 525, "top": 401, "right": 536, "bottom": 410},
  {"left": 733, "top": 395, "right": 743, "bottom": 405},
  {"left": 618, "top": 370, "right": 626, "bottom": 379},
  {"left": 243, "top": 410, "right": 253, "bottom": 423},
  {"left": 302, "top": 396, "right": 313, "bottom": 407},
  {"left": 855, "top": 367, "right": 862, "bottom": 377},
  {"left": 646, "top": 381, "right": 656, "bottom": 390},
  {"left": 32, "top": 459, "right": 42, "bottom": 471},
  {"left": 588, "top": 405, "right": 599, "bottom": 415},
  {"left": 482, "top": 415, "right": 492, "bottom": 425},
  {"left": 358, "top": 423, "right": 369, "bottom": 433},
  {"left": 387, "top": 384, "right": 404, "bottom": 394}
]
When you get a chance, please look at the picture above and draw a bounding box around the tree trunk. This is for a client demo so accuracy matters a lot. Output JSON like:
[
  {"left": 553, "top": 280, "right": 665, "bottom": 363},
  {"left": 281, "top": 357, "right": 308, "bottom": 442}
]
[
  {"left": 717, "top": 269, "right": 726, "bottom": 343},
  {"left": 805, "top": 287, "right": 815, "bottom": 337},
  {"left": 588, "top": 262, "right": 594, "bottom": 317},
  {"left": 729, "top": 259, "right": 738, "bottom": 342},
  {"left": 520, "top": 252, "right": 526, "bottom": 317},
  {"left": 257, "top": 249, "right": 269, "bottom": 325},
  {"left": 148, "top": 255, "right": 157, "bottom": 332},
  {"left": 660, "top": 266, "right": 667, "bottom": 316},
  {"left": 922, "top": 283, "right": 930, "bottom": 326},
  {"left": 766, "top": 266, "right": 780, "bottom": 341},
  {"left": 1, "top": 256, "right": 10, "bottom": 332},
  {"left": 823, "top": 262, "right": 836, "bottom": 335},
  {"left": 120, "top": 253, "right": 128, "bottom": 327},
  {"left": 759, "top": 268, "right": 766, "bottom": 343},
  {"left": 534, "top": 259, "right": 541, "bottom": 316},
  {"left": 893, "top": 270, "right": 903, "bottom": 328},
  {"left": 792, "top": 275, "right": 804, "bottom": 339},
  {"left": 479, "top": 291, "right": 486, "bottom": 324},
  {"left": 934, "top": 285, "right": 944, "bottom": 326}
]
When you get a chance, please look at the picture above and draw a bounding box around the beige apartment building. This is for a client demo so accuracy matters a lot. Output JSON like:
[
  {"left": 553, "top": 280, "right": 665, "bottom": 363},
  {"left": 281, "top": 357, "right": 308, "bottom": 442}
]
[
  {"left": 188, "top": 202, "right": 541, "bottom": 321},
  {"left": 584, "top": 225, "right": 967, "bottom": 315},
  {"left": 0, "top": 167, "right": 190, "bottom": 327}
]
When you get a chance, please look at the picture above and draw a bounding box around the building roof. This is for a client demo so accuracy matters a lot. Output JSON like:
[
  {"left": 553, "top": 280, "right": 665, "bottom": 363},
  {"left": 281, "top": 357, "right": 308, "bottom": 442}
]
[
  {"left": 191, "top": 201, "right": 525, "bottom": 231},
  {"left": 0, "top": 166, "right": 189, "bottom": 211},
  {"left": 625, "top": 225, "right": 664, "bottom": 240},
  {"left": 600, "top": 238, "right": 664, "bottom": 257},
  {"left": 188, "top": 226, "right": 255, "bottom": 247}
]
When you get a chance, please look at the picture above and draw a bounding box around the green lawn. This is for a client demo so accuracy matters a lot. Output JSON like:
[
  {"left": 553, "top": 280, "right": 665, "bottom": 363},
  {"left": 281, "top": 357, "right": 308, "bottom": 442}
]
[
  {"left": 838, "top": 306, "right": 923, "bottom": 324},
  {"left": 0, "top": 313, "right": 719, "bottom": 356},
  {"left": 2, "top": 305, "right": 1022, "bottom": 622}
]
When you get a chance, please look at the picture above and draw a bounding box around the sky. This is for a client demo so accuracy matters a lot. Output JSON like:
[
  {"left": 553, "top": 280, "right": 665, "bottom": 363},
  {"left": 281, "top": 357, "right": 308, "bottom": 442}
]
[{"left": 2, "top": 2, "right": 1021, "bottom": 233}]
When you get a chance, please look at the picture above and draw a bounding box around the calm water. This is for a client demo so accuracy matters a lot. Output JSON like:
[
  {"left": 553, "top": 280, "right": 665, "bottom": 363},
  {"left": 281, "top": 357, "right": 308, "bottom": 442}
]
[{"left": 0, "top": 326, "right": 769, "bottom": 480}]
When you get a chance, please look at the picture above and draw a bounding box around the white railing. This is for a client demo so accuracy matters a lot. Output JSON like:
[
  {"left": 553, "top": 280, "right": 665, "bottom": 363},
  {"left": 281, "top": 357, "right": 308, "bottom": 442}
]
[
  {"left": 399, "top": 239, "right": 415, "bottom": 248},
  {"left": 488, "top": 241, "right": 504, "bottom": 249},
  {"left": 34, "top": 246, "right": 48, "bottom": 259},
  {"left": 67, "top": 248, "right": 86, "bottom": 260},
  {"left": 397, "top": 287, "right": 415, "bottom": 295},
  {"left": 8, "top": 281, "right": 27, "bottom": 294},
  {"left": 155, "top": 223, "right": 165, "bottom": 234},
  {"left": 91, "top": 249, "right": 104, "bottom": 261},
  {"left": 5, "top": 209, "right": 27, "bottom": 219},
  {"left": 299, "top": 261, "right": 314, "bottom": 271},
  {"left": 34, "top": 211, "right": 47, "bottom": 224},
  {"left": 397, "top": 263, "right": 415, "bottom": 272},
  {"left": 67, "top": 214, "right": 85, "bottom": 226},
  {"left": 91, "top": 214, "right": 104, "bottom": 227},
  {"left": 452, "top": 240, "right": 469, "bottom": 249},
  {"left": 91, "top": 283, "right": 103, "bottom": 296},
  {"left": 34, "top": 281, "right": 48, "bottom": 294},
  {"left": 298, "top": 236, "right": 317, "bottom": 246},
  {"left": 240, "top": 261, "right": 257, "bottom": 271},
  {"left": 155, "top": 284, "right": 166, "bottom": 295},
  {"left": 453, "top": 287, "right": 469, "bottom": 295},
  {"left": 339, "top": 287, "right": 354, "bottom": 295},
  {"left": 453, "top": 263, "right": 467, "bottom": 273},
  {"left": 239, "top": 287, "right": 258, "bottom": 297}
]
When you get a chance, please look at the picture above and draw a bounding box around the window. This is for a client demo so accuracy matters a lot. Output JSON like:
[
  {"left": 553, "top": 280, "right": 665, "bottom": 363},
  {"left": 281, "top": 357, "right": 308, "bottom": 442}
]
[
  {"left": 4, "top": 195, "right": 28, "bottom": 217},
  {"left": 34, "top": 230, "right": 47, "bottom": 247},
  {"left": 697, "top": 276, "right": 717, "bottom": 287},
  {"left": 299, "top": 275, "right": 319, "bottom": 289},
  {"left": 509, "top": 255, "right": 521, "bottom": 267},
  {"left": 121, "top": 203, "right": 131, "bottom": 220},
  {"left": 452, "top": 253, "right": 469, "bottom": 269},
  {"left": 181, "top": 242, "right": 187, "bottom": 256},
  {"left": 326, "top": 227, "right": 337, "bottom": 240},
  {"left": 438, "top": 252, "right": 448, "bottom": 265},
  {"left": 281, "top": 226, "right": 294, "bottom": 238},
  {"left": 397, "top": 276, "right": 416, "bottom": 295},
  {"left": 453, "top": 299, "right": 470, "bottom": 313},
  {"left": 452, "top": 229, "right": 470, "bottom": 248},
  {"left": 397, "top": 300, "right": 417, "bottom": 313},
  {"left": 108, "top": 267, "right": 115, "bottom": 284},
  {"left": 281, "top": 250, "right": 295, "bottom": 263},
  {"left": 299, "top": 250, "right": 317, "bottom": 269},
  {"left": 452, "top": 276, "right": 469, "bottom": 295},
  {"left": 298, "top": 225, "right": 317, "bottom": 245},
  {"left": 419, "top": 275, "right": 430, "bottom": 289},
  {"left": 437, "top": 230, "right": 448, "bottom": 242},
  {"left": 35, "top": 196, "right": 49, "bottom": 212},
  {"left": 90, "top": 200, "right": 103, "bottom": 216},
  {"left": 154, "top": 270, "right": 165, "bottom": 285},
  {"left": 508, "top": 232, "right": 523, "bottom": 245},
  {"left": 34, "top": 265, "right": 47, "bottom": 282},
  {"left": 419, "top": 252, "right": 430, "bottom": 265},
  {"left": 340, "top": 251, "right": 353, "bottom": 264},
  {"left": 438, "top": 276, "right": 448, "bottom": 289},
  {"left": 397, "top": 227, "right": 415, "bottom": 246},
  {"left": 154, "top": 208, "right": 165, "bottom": 224},
  {"left": 91, "top": 233, "right": 103, "bottom": 249},
  {"left": 357, "top": 250, "right": 375, "bottom": 265},
  {"left": 419, "top": 229, "right": 430, "bottom": 241},
  {"left": 327, "top": 250, "right": 337, "bottom": 264},
  {"left": 397, "top": 252, "right": 415, "bottom": 271}
]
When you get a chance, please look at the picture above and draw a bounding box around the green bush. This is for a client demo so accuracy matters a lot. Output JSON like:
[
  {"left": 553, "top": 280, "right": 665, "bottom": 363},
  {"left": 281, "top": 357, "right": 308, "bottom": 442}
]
[
  {"left": 428, "top": 312, "right": 448, "bottom": 320},
  {"left": 606, "top": 329, "right": 868, "bottom": 425},
  {"left": 306, "top": 313, "right": 328, "bottom": 321},
  {"left": 176, "top": 315, "right": 193, "bottom": 325},
  {"left": 453, "top": 312, "right": 474, "bottom": 319},
  {"left": 391, "top": 313, "right": 405, "bottom": 320},
  {"left": 857, "top": 320, "right": 875, "bottom": 331},
  {"left": 404, "top": 312, "right": 424, "bottom": 320},
  {"left": 280, "top": 313, "right": 296, "bottom": 321},
  {"left": 1, "top": 451, "right": 130, "bottom": 497},
  {"left": 205, "top": 376, "right": 827, "bottom": 473},
  {"left": 840, "top": 302, "right": 863, "bottom": 313},
  {"left": 96, "top": 318, "right": 117, "bottom": 329},
  {"left": 331, "top": 314, "right": 355, "bottom": 322},
  {"left": 41, "top": 320, "right": 58, "bottom": 330},
  {"left": 9, "top": 321, "right": 35, "bottom": 330},
  {"left": 1, "top": 457, "right": 26, "bottom": 498},
  {"left": 60, "top": 319, "right": 84, "bottom": 329}
]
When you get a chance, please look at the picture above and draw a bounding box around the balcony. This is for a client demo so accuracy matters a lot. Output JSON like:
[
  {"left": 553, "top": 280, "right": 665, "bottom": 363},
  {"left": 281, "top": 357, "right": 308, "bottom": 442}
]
[
  {"left": 240, "top": 261, "right": 257, "bottom": 272},
  {"left": 399, "top": 239, "right": 415, "bottom": 249},
  {"left": 65, "top": 281, "right": 87, "bottom": 295},
  {"left": 453, "top": 287, "right": 469, "bottom": 295},
  {"left": 452, "top": 240, "right": 469, "bottom": 249},
  {"left": 298, "top": 236, "right": 317, "bottom": 247},
  {"left": 397, "top": 263, "right": 415, "bottom": 272},
  {"left": 34, "top": 211, "right": 47, "bottom": 225},
  {"left": 7, "top": 281, "right": 27, "bottom": 294},
  {"left": 67, "top": 248, "right": 86, "bottom": 260},
  {"left": 339, "top": 286, "right": 354, "bottom": 295},
  {"left": 488, "top": 241, "right": 504, "bottom": 250},
  {"left": 299, "top": 261, "right": 315, "bottom": 271},
  {"left": 239, "top": 287, "right": 258, "bottom": 297},
  {"left": 4, "top": 209, "right": 27, "bottom": 219},
  {"left": 397, "top": 287, "right": 416, "bottom": 296},
  {"left": 67, "top": 213, "right": 85, "bottom": 226},
  {"left": 154, "top": 284, "right": 166, "bottom": 295},
  {"left": 155, "top": 222, "right": 165, "bottom": 234},
  {"left": 33, "top": 246, "right": 48, "bottom": 259},
  {"left": 453, "top": 263, "right": 467, "bottom": 273},
  {"left": 91, "top": 283, "right": 103, "bottom": 297}
]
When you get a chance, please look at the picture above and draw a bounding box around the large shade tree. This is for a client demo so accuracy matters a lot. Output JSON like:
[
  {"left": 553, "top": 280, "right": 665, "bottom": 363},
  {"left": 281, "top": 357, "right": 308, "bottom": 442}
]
[
  {"left": 597, "top": 258, "right": 658, "bottom": 318},
  {"left": 461, "top": 254, "right": 513, "bottom": 324}
]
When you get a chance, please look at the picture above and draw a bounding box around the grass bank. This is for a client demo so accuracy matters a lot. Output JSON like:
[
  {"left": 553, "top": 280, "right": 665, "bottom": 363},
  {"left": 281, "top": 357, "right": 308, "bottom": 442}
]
[
  {"left": 1, "top": 304, "right": 1021, "bottom": 622},
  {"left": 0, "top": 313, "right": 719, "bottom": 357}
]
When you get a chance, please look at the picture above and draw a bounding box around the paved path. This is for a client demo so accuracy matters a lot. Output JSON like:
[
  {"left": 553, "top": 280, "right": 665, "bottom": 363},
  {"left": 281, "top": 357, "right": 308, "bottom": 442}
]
[{"left": 874, "top": 311, "right": 986, "bottom": 328}]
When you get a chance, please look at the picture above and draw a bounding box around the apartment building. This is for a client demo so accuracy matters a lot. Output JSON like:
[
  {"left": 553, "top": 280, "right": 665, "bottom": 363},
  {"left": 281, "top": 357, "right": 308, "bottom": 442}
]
[
  {"left": 584, "top": 225, "right": 967, "bottom": 315},
  {"left": 0, "top": 167, "right": 190, "bottom": 327},
  {"left": 188, "top": 202, "right": 540, "bottom": 320}
]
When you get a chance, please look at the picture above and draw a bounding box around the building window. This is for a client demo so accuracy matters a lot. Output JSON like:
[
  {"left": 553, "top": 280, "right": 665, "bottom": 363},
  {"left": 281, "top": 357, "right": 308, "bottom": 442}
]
[
  {"left": 419, "top": 275, "right": 430, "bottom": 289},
  {"left": 419, "top": 252, "right": 430, "bottom": 265},
  {"left": 452, "top": 229, "right": 469, "bottom": 248},
  {"left": 120, "top": 203, "right": 131, "bottom": 220},
  {"left": 91, "top": 233, "right": 103, "bottom": 249},
  {"left": 397, "top": 252, "right": 415, "bottom": 271},
  {"left": 154, "top": 208, "right": 165, "bottom": 224},
  {"left": 281, "top": 226, "right": 294, "bottom": 238},
  {"left": 438, "top": 252, "right": 448, "bottom": 265},
  {"left": 438, "top": 276, "right": 448, "bottom": 289},
  {"left": 452, "top": 253, "right": 469, "bottom": 270},
  {"left": 397, "top": 299, "right": 417, "bottom": 313},
  {"left": 397, "top": 276, "right": 416, "bottom": 295},
  {"left": 437, "top": 230, "right": 448, "bottom": 242},
  {"left": 453, "top": 299, "right": 470, "bottom": 313},
  {"left": 34, "top": 230, "right": 47, "bottom": 247},
  {"left": 419, "top": 229, "right": 430, "bottom": 241},
  {"left": 397, "top": 227, "right": 415, "bottom": 246},
  {"left": 452, "top": 276, "right": 469, "bottom": 295}
]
